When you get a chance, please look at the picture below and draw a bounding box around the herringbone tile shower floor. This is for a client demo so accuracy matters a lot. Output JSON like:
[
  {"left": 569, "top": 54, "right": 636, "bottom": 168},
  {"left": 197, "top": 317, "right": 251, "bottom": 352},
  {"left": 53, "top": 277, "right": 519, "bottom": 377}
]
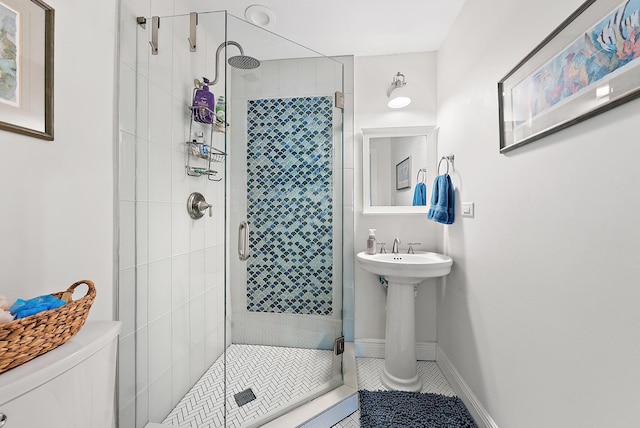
[{"left": 163, "top": 344, "right": 333, "bottom": 428}]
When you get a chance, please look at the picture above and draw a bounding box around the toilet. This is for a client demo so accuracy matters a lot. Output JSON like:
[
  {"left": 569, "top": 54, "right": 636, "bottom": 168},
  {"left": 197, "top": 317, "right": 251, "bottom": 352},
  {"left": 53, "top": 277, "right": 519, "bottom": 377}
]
[{"left": 0, "top": 321, "right": 120, "bottom": 428}]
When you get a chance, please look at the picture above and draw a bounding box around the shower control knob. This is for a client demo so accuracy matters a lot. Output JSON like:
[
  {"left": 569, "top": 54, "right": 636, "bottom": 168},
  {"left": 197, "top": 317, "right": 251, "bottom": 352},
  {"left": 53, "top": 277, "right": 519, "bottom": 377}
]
[
  {"left": 187, "top": 192, "right": 212, "bottom": 219},
  {"left": 197, "top": 200, "right": 213, "bottom": 217}
]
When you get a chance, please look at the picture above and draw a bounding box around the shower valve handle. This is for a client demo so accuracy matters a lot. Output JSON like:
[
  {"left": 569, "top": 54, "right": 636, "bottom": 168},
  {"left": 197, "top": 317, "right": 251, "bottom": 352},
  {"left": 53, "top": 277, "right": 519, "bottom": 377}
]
[
  {"left": 187, "top": 192, "right": 212, "bottom": 219},
  {"left": 197, "top": 200, "right": 213, "bottom": 217}
]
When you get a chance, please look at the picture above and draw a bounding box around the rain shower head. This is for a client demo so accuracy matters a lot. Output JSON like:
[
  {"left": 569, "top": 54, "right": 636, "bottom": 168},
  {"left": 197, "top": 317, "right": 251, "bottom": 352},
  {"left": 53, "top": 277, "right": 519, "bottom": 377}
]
[
  {"left": 209, "top": 41, "right": 260, "bottom": 85},
  {"left": 228, "top": 55, "right": 261, "bottom": 70}
]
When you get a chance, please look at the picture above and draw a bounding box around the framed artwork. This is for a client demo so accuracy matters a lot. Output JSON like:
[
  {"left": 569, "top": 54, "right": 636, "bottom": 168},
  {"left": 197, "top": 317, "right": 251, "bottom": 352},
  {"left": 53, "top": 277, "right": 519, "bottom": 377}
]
[
  {"left": 396, "top": 156, "right": 411, "bottom": 190},
  {"left": 0, "top": 0, "right": 54, "bottom": 140},
  {"left": 498, "top": 0, "right": 640, "bottom": 153}
]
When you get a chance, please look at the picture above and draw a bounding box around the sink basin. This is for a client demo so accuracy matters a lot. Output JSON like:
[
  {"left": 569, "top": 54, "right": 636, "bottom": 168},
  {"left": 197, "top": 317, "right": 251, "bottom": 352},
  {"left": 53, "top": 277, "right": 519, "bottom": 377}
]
[
  {"left": 356, "top": 251, "right": 452, "bottom": 283},
  {"left": 356, "top": 250, "right": 453, "bottom": 391}
]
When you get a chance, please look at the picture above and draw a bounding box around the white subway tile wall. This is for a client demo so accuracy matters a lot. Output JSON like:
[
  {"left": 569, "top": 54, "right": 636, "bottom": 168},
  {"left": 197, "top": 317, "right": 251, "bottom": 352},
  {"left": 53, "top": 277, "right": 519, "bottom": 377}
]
[{"left": 118, "top": 6, "right": 227, "bottom": 427}]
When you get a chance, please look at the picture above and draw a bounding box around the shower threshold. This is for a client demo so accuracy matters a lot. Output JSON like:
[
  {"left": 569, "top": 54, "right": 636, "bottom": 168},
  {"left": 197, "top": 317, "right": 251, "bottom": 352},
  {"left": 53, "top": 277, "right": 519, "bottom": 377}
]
[
  {"left": 262, "top": 342, "right": 357, "bottom": 428},
  {"left": 152, "top": 343, "right": 357, "bottom": 428}
]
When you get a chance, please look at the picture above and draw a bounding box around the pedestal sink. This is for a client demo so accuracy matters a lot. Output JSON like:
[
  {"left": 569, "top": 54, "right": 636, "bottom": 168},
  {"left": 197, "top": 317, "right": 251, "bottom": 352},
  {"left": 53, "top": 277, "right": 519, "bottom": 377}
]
[{"left": 356, "top": 251, "right": 453, "bottom": 391}]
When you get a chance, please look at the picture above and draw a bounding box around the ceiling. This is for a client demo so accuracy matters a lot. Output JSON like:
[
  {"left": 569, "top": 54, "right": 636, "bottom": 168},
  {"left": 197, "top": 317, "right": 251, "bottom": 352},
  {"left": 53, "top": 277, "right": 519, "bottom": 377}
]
[{"left": 204, "top": 0, "right": 466, "bottom": 57}]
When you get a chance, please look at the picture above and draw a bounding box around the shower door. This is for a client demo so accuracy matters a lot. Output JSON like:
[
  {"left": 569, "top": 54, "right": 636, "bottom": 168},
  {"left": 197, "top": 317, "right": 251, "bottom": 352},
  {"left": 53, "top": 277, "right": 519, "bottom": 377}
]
[{"left": 226, "top": 13, "right": 345, "bottom": 426}]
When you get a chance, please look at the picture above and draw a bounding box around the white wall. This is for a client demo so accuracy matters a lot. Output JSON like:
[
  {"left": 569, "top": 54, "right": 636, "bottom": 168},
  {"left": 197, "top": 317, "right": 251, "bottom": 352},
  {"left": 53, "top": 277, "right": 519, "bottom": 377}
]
[
  {"left": 370, "top": 137, "right": 392, "bottom": 206},
  {"left": 354, "top": 53, "right": 441, "bottom": 346},
  {"left": 437, "top": 0, "right": 640, "bottom": 426},
  {"left": 0, "top": 0, "right": 117, "bottom": 321}
]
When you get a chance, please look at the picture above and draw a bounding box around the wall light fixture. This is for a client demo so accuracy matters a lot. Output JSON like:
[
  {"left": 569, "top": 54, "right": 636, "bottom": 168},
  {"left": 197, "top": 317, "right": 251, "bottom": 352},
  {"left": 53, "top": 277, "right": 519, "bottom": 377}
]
[{"left": 387, "top": 72, "right": 411, "bottom": 109}]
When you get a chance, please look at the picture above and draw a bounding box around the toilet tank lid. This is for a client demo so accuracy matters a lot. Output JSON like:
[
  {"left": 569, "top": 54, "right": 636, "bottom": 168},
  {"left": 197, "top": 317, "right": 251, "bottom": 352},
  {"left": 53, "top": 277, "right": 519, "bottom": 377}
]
[{"left": 0, "top": 321, "right": 121, "bottom": 404}]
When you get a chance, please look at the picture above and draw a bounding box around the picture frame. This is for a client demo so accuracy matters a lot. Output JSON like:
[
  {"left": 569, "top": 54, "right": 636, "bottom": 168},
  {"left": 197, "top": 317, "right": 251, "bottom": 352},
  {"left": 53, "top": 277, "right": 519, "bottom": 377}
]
[
  {"left": 396, "top": 156, "right": 411, "bottom": 190},
  {"left": 498, "top": 0, "right": 640, "bottom": 153},
  {"left": 0, "top": 0, "right": 54, "bottom": 140}
]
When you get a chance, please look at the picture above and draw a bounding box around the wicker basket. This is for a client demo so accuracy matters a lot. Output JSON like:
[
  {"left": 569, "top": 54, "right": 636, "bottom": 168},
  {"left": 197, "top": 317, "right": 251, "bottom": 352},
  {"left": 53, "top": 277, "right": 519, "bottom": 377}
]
[{"left": 0, "top": 280, "right": 96, "bottom": 374}]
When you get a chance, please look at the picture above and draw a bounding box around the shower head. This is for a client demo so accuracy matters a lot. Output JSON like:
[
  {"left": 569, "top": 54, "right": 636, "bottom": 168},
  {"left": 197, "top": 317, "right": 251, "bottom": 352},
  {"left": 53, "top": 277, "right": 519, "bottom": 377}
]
[
  {"left": 209, "top": 41, "right": 260, "bottom": 85},
  {"left": 228, "top": 55, "right": 261, "bottom": 70}
]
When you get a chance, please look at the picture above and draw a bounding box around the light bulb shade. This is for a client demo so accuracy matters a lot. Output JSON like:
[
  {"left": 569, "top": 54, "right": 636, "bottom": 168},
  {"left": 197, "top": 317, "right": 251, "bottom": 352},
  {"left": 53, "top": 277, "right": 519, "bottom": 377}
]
[
  {"left": 387, "top": 86, "right": 411, "bottom": 108},
  {"left": 386, "top": 72, "right": 411, "bottom": 108}
]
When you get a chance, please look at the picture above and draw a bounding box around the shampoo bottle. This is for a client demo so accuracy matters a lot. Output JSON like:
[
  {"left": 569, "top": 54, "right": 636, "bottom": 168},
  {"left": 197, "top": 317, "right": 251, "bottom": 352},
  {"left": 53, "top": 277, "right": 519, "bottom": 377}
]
[
  {"left": 366, "top": 229, "right": 377, "bottom": 255},
  {"left": 192, "top": 78, "right": 215, "bottom": 124}
]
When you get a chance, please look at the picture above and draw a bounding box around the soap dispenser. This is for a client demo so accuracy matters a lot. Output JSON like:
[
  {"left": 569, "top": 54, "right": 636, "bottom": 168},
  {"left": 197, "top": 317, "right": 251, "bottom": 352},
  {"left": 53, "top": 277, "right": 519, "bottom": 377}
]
[{"left": 366, "top": 229, "right": 377, "bottom": 255}]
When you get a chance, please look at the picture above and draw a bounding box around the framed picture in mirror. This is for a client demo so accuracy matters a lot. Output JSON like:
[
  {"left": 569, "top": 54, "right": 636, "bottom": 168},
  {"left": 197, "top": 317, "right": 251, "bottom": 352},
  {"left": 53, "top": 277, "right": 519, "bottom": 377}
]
[{"left": 396, "top": 156, "right": 411, "bottom": 190}]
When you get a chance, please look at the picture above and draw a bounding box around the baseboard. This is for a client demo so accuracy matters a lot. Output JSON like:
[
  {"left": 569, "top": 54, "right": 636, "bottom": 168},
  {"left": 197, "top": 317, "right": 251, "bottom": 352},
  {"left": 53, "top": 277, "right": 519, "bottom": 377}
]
[
  {"left": 354, "top": 338, "right": 436, "bottom": 361},
  {"left": 436, "top": 346, "right": 499, "bottom": 428}
]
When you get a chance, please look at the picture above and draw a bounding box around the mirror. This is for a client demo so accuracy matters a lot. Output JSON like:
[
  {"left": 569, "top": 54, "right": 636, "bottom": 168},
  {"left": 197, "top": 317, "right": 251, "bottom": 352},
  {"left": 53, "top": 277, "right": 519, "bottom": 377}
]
[{"left": 362, "top": 126, "right": 437, "bottom": 214}]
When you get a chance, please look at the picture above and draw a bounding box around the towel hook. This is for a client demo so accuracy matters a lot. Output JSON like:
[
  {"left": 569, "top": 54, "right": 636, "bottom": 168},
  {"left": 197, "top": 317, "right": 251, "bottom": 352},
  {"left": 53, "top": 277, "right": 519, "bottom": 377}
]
[{"left": 437, "top": 154, "right": 455, "bottom": 176}]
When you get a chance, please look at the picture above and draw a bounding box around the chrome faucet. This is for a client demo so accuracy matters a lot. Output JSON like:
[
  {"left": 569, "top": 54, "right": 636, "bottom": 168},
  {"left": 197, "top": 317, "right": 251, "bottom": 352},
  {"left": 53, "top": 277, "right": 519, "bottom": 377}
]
[
  {"left": 392, "top": 238, "right": 401, "bottom": 254},
  {"left": 407, "top": 243, "right": 422, "bottom": 254}
]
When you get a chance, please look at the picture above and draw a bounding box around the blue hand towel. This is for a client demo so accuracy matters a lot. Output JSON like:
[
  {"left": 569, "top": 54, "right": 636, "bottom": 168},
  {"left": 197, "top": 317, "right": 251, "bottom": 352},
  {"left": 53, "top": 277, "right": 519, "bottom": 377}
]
[
  {"left": 412, "top": 182, "right": 427, "bottom": 206},
  {"left": 9, "top": 295, "right": 66, "bottom": 319},
  {"left": 427, "top": 174, "right": 455, "bottom": 224}
]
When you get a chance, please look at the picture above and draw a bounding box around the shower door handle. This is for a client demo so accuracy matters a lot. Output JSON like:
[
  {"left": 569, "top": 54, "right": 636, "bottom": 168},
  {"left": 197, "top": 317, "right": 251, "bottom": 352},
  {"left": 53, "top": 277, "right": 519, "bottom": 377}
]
[{"left": 238, "top": 221, "right": 249, "bottom": 261}]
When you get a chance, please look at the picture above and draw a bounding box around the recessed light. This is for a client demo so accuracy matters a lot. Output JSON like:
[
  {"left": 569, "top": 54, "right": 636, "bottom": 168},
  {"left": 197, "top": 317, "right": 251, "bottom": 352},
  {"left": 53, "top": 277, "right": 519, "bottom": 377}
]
[{"left": 244, "top": 5, "right": 276, "bottom": 29}]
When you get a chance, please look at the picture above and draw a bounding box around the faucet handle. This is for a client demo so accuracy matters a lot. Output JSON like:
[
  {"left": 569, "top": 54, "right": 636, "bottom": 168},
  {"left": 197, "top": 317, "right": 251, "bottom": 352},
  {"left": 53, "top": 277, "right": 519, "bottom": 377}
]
[
  {"left": 378, "top": 242, "right": 387, "bottom": 253},
  {"left": 407, "top": 243, "right": 422, "bottom": 254}
]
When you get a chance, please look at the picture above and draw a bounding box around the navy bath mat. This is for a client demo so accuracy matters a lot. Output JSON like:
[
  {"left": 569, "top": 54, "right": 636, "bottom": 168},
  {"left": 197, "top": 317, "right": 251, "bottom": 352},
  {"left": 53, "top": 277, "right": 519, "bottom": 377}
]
[{"left": 359, "top": 390, "right": 477, "bottom": 428}]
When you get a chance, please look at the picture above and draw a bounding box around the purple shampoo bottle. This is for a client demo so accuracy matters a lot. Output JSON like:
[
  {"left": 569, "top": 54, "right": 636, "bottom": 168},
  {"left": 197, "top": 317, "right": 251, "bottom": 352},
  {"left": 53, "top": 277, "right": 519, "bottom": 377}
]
[{"left": 192, "top": 78, "right": 215, "bottom": 124}]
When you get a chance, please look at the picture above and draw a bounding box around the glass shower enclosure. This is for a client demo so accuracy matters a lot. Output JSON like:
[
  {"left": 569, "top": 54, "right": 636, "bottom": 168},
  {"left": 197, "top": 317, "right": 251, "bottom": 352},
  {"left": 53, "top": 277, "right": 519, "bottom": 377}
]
[{"left": 118, "top": 8, "right": 344, "bottom": 428}]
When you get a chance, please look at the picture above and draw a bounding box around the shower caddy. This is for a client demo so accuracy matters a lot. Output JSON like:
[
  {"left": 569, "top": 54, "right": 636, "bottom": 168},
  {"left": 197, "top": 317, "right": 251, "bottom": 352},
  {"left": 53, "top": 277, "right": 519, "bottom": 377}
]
[{"left": 185, "top": 89, "right": 227, "bottom": 181}]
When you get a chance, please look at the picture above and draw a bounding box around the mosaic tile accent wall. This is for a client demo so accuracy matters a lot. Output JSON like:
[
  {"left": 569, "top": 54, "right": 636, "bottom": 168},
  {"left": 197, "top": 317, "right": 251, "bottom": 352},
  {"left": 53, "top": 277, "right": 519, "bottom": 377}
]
[{"left": 246, "top": 96, "right": 334, "bottom": 316}]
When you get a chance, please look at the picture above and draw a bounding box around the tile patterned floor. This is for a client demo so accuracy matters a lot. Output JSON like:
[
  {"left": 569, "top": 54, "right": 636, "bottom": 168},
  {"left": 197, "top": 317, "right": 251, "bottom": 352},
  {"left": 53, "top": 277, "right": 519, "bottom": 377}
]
[
  {"left": 163, "top": 344, "right": 333, "bottom": 428},
  {"left": 163, "top": 345, "right": 455, "bottom": 428},
  {"left": 331, "top": 358, "right": 455, "bottom": 428}
]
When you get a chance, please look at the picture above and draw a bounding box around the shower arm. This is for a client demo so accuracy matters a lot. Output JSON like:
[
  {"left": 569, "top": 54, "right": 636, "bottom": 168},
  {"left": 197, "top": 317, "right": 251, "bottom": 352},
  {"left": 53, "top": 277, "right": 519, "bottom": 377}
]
[{"left": 209, "top": 41, "right": 244, "bottom": 86}]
